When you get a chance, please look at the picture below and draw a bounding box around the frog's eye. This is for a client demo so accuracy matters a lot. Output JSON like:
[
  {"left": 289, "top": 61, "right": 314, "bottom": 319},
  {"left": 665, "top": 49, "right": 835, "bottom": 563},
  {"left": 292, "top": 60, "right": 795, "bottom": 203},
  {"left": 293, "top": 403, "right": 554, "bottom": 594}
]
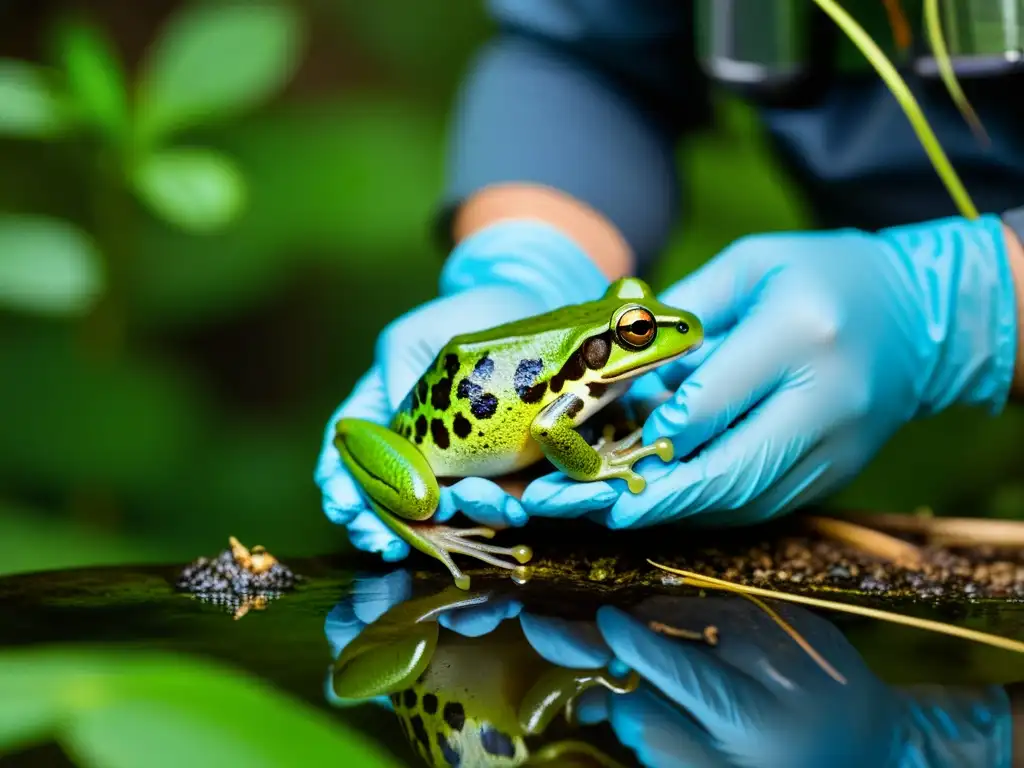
[{"left": 616, "top": 307, "right": 656, "bottom": 349}]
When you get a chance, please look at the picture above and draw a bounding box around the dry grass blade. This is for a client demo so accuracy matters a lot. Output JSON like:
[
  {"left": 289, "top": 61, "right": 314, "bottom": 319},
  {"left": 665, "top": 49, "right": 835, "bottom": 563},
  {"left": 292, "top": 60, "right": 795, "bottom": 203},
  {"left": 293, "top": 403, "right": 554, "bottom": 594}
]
[
  {"left": 841, "top": 512, "right": 1024, "bottom": 549},
  {"left": 803, "top": 515, "right": 923, "bottom": 566},
  {"left": 706, "top": 579, "right": 847, "bottom": 684},
  {"left": 648, "top": 560, "right": 1024, "bottom": 654},
  {"left": 924, "top": 0, "right": 990, "bottom": 146}
]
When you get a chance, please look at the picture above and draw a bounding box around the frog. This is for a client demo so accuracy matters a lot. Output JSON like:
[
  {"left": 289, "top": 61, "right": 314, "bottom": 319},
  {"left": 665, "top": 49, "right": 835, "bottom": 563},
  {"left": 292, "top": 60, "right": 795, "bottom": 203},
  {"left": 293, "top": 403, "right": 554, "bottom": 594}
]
[
  {"left": 329, "top": 585, "right": 638, "bottom": 767},
  {"left": 334, "top": 277, "right": 704, "bottom": 589}
]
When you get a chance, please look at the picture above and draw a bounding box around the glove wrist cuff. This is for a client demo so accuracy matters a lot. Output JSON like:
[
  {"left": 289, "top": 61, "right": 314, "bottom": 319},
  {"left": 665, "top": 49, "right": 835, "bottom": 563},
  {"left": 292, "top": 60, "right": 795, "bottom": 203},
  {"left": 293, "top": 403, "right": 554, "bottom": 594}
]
[
  {"left": 879, "top": 214, "right": 1018, "bottom": 417},
  {"left": 439, "top": 219, "right": 610, "bottom": 311}
]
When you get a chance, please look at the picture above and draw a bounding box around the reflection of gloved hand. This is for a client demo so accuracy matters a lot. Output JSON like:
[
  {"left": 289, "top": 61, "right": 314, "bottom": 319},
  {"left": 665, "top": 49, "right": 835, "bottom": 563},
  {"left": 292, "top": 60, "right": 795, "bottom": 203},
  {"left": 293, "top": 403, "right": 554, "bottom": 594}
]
[
  {"left": 524, "top": 216, "right": 1017, "bottom": 528},
  {"left": 583, "top": 598, "right": 1012, "bottom": 768},
  {"left": 314, "top": 220, "right": 610, "bottom": 560}
]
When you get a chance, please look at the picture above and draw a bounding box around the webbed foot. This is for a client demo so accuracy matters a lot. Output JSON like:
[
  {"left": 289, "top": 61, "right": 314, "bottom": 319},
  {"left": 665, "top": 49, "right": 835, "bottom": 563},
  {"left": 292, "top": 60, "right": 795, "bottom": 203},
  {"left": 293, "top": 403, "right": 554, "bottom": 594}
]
[
  {"left": 593, "top": 427, "right": 674, "bottom": 494},
  {"left": 408, "top": 524, "right": 532, "bottom": 590}
]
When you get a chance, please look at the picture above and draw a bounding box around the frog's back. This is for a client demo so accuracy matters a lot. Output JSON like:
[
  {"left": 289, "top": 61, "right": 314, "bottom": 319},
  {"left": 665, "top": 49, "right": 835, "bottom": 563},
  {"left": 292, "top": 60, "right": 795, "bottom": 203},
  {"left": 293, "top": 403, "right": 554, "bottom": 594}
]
[{"left": 389, "top": 340, "right": 550, "bottom": 478}]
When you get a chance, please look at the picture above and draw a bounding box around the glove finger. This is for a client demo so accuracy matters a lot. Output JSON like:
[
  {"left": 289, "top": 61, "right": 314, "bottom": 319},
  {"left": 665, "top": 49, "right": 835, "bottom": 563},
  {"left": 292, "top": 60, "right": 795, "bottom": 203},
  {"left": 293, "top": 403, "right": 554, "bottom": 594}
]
[
  {"left": 520, "top": 470, "right": 620, "bottom": 519},
  {"left": 316, "top": 368, "right": 392, "bottom": 524},
  {"left": 323, "top": 603, "right": 364, "bottom": 658},
  {"left": 571, "top": 688, "right": 610, "bottom": 725},
  {"left": 596, "top": 606, "right": 771, "bottom": 743},
  {"left": 519, "top": 614, "right": 613, "bottom": 668},
  {"left": 608, "top": 386, "right": 822, "bottom": 528},
  {"left": 658, "top": 241, "right": 766, "bottom": 336},
  {"left": 687, "top": 439, "right": 847, "bottom": 529},
  {"left": 344, "top": 510, "right": 410, "bottom": 561},
  {"left": 444, "top": 476, "right": 528, "bottom": 528},
  {"left": 642, "top": 307, "right": 793, "bottom": 465},
  {"left": 438, "top": 599, "right": 523, "bottom": 637},
  {"left": 609, "top": 686, "right": 732, "bottom": 768},
  {"left": 349, "top": 570, "right": 414, "bottom": 625},
  {"left": 651, "top": 333, "right": 724, "bottom": 393}
]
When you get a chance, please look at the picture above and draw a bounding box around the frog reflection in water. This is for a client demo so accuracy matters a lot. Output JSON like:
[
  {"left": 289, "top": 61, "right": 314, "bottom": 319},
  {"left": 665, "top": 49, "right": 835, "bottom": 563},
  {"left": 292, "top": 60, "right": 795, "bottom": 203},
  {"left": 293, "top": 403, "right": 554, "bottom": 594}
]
[
  {"left": 330, "top": 586, "right": 639, "bottom": 767},
  {"left": 334, "top": 278, "right": 704, "bottom": 589}
]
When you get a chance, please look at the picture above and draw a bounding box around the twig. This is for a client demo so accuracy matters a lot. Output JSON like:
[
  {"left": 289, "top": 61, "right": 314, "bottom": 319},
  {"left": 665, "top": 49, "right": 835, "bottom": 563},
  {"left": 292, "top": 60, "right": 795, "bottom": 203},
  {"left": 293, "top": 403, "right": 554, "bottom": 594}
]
[
  {"left": 648, "top": 621, "right": 719, "bottom": 646},
  {"left": 840, "top": 513, "right": 1024, "bottom": 549},
  {"left": 803, "top": 515, "right": 923, "bottom": 567}
]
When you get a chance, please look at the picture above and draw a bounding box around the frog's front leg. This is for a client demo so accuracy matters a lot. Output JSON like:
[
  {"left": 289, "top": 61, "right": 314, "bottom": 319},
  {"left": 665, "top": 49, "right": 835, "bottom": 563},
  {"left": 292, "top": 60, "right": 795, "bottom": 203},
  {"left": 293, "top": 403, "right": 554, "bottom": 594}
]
[
  {"left": 530, "top": 394, "right": 674, "bottom": 494},
  {"left": 334, "top": 418, "right": 532, "bottom": 590},
  {"left": 518, "top": 664, "right": 640, "bottom": 734}
]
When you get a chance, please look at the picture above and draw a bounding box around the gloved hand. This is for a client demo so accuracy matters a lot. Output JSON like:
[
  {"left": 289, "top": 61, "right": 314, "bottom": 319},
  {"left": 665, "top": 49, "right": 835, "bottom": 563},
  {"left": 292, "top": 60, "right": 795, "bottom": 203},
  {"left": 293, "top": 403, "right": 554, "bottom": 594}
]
[
  {"left": 582, "top": 597, "right": 1013, "bottom": 768},
  {"left": 523, "top": 215, "right": 1018, "bottom": 527},
  {"left": 314, "top": 220, "right": 610, "bottom": 560}
]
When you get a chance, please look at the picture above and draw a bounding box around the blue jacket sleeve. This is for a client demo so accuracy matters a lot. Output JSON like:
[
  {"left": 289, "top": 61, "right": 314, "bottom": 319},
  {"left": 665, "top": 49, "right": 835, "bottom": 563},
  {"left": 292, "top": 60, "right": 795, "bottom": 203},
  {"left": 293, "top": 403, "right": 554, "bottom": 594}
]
[{"left": 438, "top": 0, "right": 705, "bottom": 274}]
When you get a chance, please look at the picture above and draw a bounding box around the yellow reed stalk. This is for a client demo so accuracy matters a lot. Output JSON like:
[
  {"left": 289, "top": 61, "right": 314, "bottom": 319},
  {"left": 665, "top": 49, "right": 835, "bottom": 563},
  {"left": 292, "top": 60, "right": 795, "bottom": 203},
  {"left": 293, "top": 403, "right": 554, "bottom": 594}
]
[{"left": 648, "top": 560, "right": 1024, "bottom": 654}]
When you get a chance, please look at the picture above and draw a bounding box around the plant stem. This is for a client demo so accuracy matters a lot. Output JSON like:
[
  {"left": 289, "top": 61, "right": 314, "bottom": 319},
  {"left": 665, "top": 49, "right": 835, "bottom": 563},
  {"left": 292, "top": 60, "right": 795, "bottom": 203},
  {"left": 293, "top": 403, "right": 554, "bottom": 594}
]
[
  {"left": 923, "top": 0, "right": 990, "bottom": 145},
  {"left": 811, "top": 0, "right": 979, "bottom": 219}
]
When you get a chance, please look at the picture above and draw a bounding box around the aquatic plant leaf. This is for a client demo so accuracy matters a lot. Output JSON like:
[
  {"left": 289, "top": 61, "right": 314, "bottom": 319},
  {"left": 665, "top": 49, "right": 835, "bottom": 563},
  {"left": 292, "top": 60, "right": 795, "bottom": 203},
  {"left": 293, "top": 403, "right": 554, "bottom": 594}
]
[
  {"left": 134, "top": 2, "right": 303, "bottom": 143},
  {"left": 53, "top": 16, "right": 129, "bottom": 144},
  {"left": 133, "top": 147, "right": 246, "bottom": 232},
  {"left": 0, "top": 648, "right": 402, "bottom": 767},
  {"left": 0, "top": 59, "right": 76, "bottom": 139},
  {"left": 0, "top": 214, "right": 103, "bottom": 316}
]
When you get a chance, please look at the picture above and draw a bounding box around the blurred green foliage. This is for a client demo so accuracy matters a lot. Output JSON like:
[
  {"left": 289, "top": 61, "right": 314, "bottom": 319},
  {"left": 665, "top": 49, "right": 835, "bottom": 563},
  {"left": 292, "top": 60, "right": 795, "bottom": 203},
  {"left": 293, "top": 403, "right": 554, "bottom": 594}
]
[
  {"left": 0, "top": 646, "right": 400, "bottom": 766},
  {"left": 1, "top": 0, "right": 1022, "bottom": 579},
  {"left": 3, "top": 1, "right": 1024, "bottom": 762}
]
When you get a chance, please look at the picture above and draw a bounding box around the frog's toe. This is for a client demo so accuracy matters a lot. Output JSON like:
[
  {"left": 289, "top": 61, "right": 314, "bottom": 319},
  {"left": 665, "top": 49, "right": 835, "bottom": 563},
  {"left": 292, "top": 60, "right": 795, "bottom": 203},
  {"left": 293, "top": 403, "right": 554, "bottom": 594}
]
[
  {"left": 653, "top": 437, "right": 674, "bottom": 463},
  {"left": 624, "top": 473, "right": 646, "bottom": 494}
]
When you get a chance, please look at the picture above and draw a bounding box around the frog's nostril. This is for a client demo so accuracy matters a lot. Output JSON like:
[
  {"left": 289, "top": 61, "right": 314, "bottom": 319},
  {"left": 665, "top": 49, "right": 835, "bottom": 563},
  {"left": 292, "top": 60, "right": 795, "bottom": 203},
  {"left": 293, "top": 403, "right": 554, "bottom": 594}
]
[{"left": 676, "top": 322, "right": 690, "bottom": 334}]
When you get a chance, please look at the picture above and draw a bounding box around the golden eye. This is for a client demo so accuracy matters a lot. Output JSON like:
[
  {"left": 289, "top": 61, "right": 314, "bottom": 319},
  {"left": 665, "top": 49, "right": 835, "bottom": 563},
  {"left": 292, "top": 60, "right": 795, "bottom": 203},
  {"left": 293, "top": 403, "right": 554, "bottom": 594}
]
[{"left": 616, "top": 307, "right": 656, "bottom": 349}]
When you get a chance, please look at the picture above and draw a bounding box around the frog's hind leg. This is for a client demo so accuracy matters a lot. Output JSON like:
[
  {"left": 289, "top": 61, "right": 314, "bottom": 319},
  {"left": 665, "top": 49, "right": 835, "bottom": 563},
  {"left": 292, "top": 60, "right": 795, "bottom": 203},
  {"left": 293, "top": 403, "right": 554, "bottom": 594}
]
[{"left": 371, "top": 506, "right": 532, "bottom": 591}]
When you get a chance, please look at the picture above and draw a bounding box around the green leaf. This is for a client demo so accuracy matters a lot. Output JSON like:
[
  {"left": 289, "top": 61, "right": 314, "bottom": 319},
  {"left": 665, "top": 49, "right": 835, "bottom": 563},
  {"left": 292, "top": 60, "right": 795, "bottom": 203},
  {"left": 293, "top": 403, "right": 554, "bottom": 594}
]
[
  {"left": 134, "top": 2, "right": 303, "bottom": 143},
  {"left": 0, "top": 648, "right": 402, "bottom": 766},
  {"left": 0, "top": 59, "right": 76, "bottom": 139},
  {"left": 133, "top": 147, "right": 246, "bottom": 232},
  {"left": 54, "top": 17, "right": 129, "bottom": 143},
  {"left": 0, "top": 214, "right": 104, "bottom": 316}
]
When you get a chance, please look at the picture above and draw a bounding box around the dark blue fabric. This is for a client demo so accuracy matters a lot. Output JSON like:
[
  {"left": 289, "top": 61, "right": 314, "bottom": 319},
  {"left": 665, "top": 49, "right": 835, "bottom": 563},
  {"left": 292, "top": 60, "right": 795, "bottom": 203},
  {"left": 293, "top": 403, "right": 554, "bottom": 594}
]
[{"left": 440, "top": 0, "right": 1024, "bottom": 271}]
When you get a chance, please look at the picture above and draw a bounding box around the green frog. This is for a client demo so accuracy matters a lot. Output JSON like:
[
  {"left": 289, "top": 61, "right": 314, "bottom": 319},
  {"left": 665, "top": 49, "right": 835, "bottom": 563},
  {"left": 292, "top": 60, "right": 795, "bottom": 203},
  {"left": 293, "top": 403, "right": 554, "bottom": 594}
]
[
  {"left": 330, "top": 585, "right": 638, "bottom": 767},
  {"left": 334, "top": 277, "right": 703, "bottom": 589}
]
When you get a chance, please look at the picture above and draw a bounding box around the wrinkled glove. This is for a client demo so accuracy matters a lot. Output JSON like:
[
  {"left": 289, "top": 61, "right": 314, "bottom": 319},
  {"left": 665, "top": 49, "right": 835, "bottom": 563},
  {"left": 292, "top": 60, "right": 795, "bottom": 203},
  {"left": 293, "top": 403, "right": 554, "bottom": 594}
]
[
  {"left": 523, "top": 215, "right": 1018, "bottom": 528},
  {"left": 585, "top": 598, "right": 1012, "bottom": 768},
  {"left": 314, "top": 220, "right": 610, "bottom": 560}
]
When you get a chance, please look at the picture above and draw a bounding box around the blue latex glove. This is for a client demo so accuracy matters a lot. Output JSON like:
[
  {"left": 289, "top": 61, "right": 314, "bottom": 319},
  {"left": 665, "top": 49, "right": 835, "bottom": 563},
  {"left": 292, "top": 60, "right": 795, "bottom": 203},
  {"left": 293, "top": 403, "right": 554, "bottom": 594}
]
[
  {"left": 523, "top": 215, "right": 1018, "bottom": 527},
  {"left": 314, "top": 220, "right": 610, "bottom": 559},
  {"left": 582, "top": 598, "right": 1013, "bottom": 768}
]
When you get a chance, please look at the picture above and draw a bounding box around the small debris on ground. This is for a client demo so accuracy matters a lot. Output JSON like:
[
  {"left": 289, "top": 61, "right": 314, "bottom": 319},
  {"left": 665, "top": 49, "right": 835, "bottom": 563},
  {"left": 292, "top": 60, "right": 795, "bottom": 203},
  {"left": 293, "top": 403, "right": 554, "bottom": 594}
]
[
  {"left": 176, "top": 536, "right": 299, "bottom": 619},
  {"left": 675, "top": 536, "right": 1024, "bottom": 601}
]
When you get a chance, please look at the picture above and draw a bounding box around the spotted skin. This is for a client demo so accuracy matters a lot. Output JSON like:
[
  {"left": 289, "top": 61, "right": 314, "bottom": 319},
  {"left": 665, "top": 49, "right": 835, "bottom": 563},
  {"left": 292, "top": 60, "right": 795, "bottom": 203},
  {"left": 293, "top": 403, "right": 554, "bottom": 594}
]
[{"left": 391, "top": 684, "right": 529, "bottom": 767}]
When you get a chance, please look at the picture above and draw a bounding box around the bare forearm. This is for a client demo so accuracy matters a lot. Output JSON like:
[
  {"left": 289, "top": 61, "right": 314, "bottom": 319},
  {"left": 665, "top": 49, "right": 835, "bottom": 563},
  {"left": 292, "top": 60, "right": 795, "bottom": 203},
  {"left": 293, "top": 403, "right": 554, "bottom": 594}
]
[{"left": 453, "top": 183, "right": 635, "bottom": 281}]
